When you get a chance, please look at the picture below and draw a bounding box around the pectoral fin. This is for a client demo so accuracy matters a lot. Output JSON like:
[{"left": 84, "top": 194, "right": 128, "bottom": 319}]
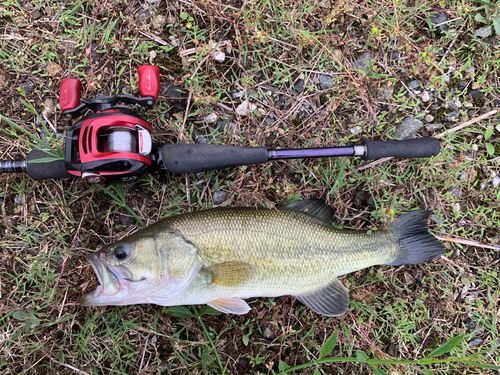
[
  {"left": 202, "top": 261, "right": 254, "bottom": 287},
  {"left": 207, "top": 297, "right": 251, "bottom": 314},
  {"left": 295, "top": 278, "right": 349, "bottom": 316}
]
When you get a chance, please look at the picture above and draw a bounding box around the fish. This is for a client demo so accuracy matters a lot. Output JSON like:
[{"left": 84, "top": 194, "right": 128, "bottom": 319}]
[{"left": 80, "top": 200, "right": 445, "bottom": 316}]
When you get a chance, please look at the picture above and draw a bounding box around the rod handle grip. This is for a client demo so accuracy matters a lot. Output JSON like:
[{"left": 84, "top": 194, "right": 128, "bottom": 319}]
[
  {"left": 161, "top": 144, "right": 268, "bottom": 174},
  {"left": 363, "top": 138, "right": 441, "bottom": 160},
  {"left": 26, "top": 150, "right": 75, "bottom": 180}
]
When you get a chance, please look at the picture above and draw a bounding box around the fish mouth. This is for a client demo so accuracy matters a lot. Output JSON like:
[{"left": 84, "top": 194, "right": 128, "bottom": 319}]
[{"left": 80, "top": 253, "right": 122, "bottom": 306}]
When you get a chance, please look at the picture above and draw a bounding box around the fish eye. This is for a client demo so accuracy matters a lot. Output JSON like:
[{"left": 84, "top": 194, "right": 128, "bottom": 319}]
[{"left": 114, "top": 245, "right": 128, "bottom": 260}]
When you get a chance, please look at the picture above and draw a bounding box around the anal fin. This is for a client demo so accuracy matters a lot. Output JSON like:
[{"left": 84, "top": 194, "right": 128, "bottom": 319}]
[
  {"left": 295, "top": 278, "right": 349, "bottom": 316},
  {"left": 207, "top": 297, "right": 251, "bottom": 315}
]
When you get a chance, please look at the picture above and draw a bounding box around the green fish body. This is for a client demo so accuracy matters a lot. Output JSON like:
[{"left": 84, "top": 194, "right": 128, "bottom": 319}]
[{"left": 81, "top": 200, "right": 445, "bottom": 316}]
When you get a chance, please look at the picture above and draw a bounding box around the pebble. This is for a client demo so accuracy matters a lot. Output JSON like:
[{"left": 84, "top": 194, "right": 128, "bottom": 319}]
[
  {"left": 421, "top": 91, "right": 430, "bottom": 102},
  {"left": 160, "top": 80, "right": 183, "bottom": 99},
  {"left": 353, "top": 52, "right": 372, "bottom": 71},
  {"left": 447, "top": 111, "right": 459, "bottom": 120},
  {"left": 426, "top": 123, "right": 443, "bottom": 131},
  {"left": 32, "top": 9, "right": 42, "bottom": 20},
  {"left": 260, "top": 322, "right": 277, "bottom": 340},
  {"left": 332, "top": 49, "right": 343, "bottom": 61},
  {"left": 450, "top": 187, "right": 461, "bottom": 199},
  {"left": 20, "top": 82, "right": 34, "bottom": 96},
  {"left": 424, "top": 114, "right": 434, "bottom": 122},
  {"left": 379, "top": 85, "right": 393, "bottom": 100},
  {"left": 212, "top": 190, "right": 226, "bottom": 205},
  {"left": 211, "top": 51, "right": 225, "bottom": 62},
  {"left": 205, "top": 112, "right": 218, "bottom": 123},
  {"left": 394, "top": 117, "right": 423, "bottom": 139},
  {"left": 235, "top": 100, "right": 257, "bottom": 116},
  {"left": 153, "top": 14, "right": 167, "bottom": 30},
  {"left": 496, "top": 124, "right": 500, "bottom": 132},
  {"left": 470, "top": 89, "right": 483, "bottom": 99},
  {"left": 469, "top": 338, "right": 483, "bottom": 347},
  {"left": 430, "top": 104, "right": 440, "bottom": 113},
  {"left": 431, "top": 214, "right": 444, "bottom": 224},
  {"left": 318, "top": 74, "right": 333, "bottom": 89},
  {"left": 90, "top": 43, "right": 103, "bottom": 61},
  {"left": 408, "top": 80, "right": 421, "bottom": 90},
  {"left": 492, "top": 176, "right": 500, "bottom": 188},
  {"left": 168, "top": 35, "right": 179, "bottom": 46},
  {"left": 464, "top": 102, "right": 473, "bottom": 108},
  {"left": 350, "top": 126, "right": 362, "bottom": 134},
  {"left": 46, "top": 62, "right": 62, "bottom": 76},
  {"left": 475, "top": 26, "right": 491, "bottom": 38},
  {"left": 460, "top": 170, "right": 467, "bottom": 180},
  {"left": 390, "top": 51, "right": 399, "bottom": 60},
  {"left": 471, "top": 144, "right": 478, "bottom": 151},
  {"left": 429, "top": 10, "right": 449, "bottom": 34},
  {"left": 294, "top": 78, "right": 304, "bottom": 93}
]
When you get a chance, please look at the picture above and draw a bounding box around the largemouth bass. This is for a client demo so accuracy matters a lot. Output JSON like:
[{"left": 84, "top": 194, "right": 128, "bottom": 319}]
[{"left": 81, "top": 200, "right": 445, "bottom": 316}]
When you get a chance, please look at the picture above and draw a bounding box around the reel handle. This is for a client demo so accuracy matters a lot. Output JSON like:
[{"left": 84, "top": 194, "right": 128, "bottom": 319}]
[
  {"left": 138, "top": 65, "right": 160, "bottom": 100},
  {"left": 59, "top": 78, "right": 82, "bottom": 112}
]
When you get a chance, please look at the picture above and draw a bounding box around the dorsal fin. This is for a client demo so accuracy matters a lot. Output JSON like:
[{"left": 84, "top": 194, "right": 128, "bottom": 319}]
[{"left": 280, "top": 199, "right": 333, "bottom": 224}]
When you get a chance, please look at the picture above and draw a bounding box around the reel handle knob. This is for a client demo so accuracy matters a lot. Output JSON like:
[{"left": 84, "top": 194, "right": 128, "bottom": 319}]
[
  {"left": 59, "top": 78, "right": 82, "bottom": 112},
  {"left": 138, "top": 65, "right": 160, "bottom": 100}
]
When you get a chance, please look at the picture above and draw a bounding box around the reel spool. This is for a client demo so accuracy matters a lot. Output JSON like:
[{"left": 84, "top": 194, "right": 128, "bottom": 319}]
[{"left": 105, "top": 127, "right": 138, "bottom": 153}]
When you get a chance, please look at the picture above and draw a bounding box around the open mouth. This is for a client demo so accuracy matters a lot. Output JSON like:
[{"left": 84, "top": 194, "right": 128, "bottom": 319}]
[{"left": 80, "top": 253, "right": 121, "bottom": 306}]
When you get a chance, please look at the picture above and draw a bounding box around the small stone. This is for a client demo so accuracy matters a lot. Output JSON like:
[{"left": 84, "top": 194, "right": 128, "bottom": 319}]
[
  {"left": 42, "top": 98, "right": 55, "bottom": 118},
  {"left": 475, "top": 26, "right": 491, "bottom": 38},
  {"left": 468, "top": 338, "right": 483, "bottom": 347},
  {"left": 472, "top": 82, "right": 480, "bottom": 90},
  {"left": 46, "top": 62, "right": 62, "bottom": 77},
  {"left": 350, "top": 126, "right": 362, "bottom": 134},
  {"left": 465, "top": 67, "right": 475, "bottom": 79},
  {"left": 460, "top": 170, "right": 467, "bottom": 180},
  {"left": 390, "top": 51, "right": 399, "bottom": 60},
  {"left": 450, "top": 187, "right": 461, "bottom": 199},
  {"left": 426, "top": 123, "right": 443, "bottom": 131},
  {"left": 408, "top": 80, "right": 421, "bottom": 90},
  {"left": 394, "top": 117, "right": 424, "bottom": 139},
  {"left": 470, "top": 89, "right": 483, "bottom": 100},
  {"left": 260, "top": 322, "right": 277, "bottom": 340},
  {"left": 318, "top": 74, "right": 333, "bottom": 89},
  {"left": 152, "top": 14, "right": 167, "bottom": 30},
  {"left": 233, "top": 90, "right": 245, "bottom": 98},
  {"left": 205, "top": 112, "right": 218, "bottom": 123},
  {"left": 353, "top": 52, "right": 372, "bottom": 71},
  {"left": 332, "top": 49, "right": 343, "bottom": 61},
  {"left": 447, "top": 111, "right": 459, "bottom": 120},
  {"left": 32, "top": 9, "right": 42, "bottom": 20},
  {"left": 496, "top": 124, "right": 500, "bottom": 132},
  {"left": 424, "top": 114, "right": 434, "bottom": 122},
  {"left": 137, "top": 8, "right": 152, "bottom": 22},
  {"left": 471, "top": 144, "right": 478, "bottom": 151},
  {"left": 431, "top": 214, "right": 444, "bottom": 224},
  {"left": 20, "top": 82, "right": 34, "bottom": 96},
  {"left": 464, "top": 102, "right": 473, "bottom": 108},
  {"left": 294, "top": 78, "right": 304, "bottom": 93},
  {"left": 235, "top": 100, "right": 257, "bottom": 116},
  {"left": 430, "top": 104, "right": 440, "bottom": 113},
  {"left": 160, "top": 80, "right": 183, "bottom": 99},
  {"left": 168, "top": 35, "right": 179, "bottom": 46},
  {"left": 443, "top": 75, "right": 450, "bottom": 83},
  {"left": 492, "top": 176, "right": 500, "bottom": 188},
  {"left": 429, "top": 9, "right": 449, "bottom": 34},
  {"left": 212, "top": 190, "right": 226, "bottom": 205},
  {"left": 211, "top": 51, "right": 225, "bottom": 62},
  {"left": 421, "top": 91, "right": 430, "bottom": 102},
  {"left": 379, "top": 85, "right": 393, "bottom": 100}
]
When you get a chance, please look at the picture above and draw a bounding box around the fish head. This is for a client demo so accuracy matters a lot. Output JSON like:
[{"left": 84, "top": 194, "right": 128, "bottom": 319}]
[{"left": 80, "top": 228, "right": 200, "bottom": 307}]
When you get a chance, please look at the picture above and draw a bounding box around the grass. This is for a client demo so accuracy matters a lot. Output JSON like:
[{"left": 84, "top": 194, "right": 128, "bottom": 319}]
[{"left": 1, "top": 0, "right": 500, "bottom": 374}]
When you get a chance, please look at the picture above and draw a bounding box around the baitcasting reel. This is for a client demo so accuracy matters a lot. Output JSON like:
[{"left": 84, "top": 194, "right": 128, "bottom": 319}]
[{"left": 60, "top": 65, "right": 159, "bottom": 183}]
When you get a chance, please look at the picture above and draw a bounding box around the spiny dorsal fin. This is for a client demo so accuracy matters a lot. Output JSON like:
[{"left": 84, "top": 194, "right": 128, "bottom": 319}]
[
  {"left": 280, "top": 199, "right": 333, "bottom": 224},
  {"left": 207, "top": 297, "right": 251, "bottom": 314},
  {"left": 295, "top": 277, "right": 349, "bottom": 316},
  {"left": 202, "top": 261, "right": 254, "bottom": 287}
]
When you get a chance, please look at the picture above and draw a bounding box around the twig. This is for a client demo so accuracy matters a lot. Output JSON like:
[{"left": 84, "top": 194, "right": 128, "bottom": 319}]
[
  {"left": 436, "top": 109, "right": 498, "bottom": 138},
  {"left": 48, "top": 356, "right": 90, "bottom": 375},
  {"left": 436, "top": 235, "right": 500, "bottom": 251},
  {"left": 138, "top": 31, "right": 169, "bottom": 46}
]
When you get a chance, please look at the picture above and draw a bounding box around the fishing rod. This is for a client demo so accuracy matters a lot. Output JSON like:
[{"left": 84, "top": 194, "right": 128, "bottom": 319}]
[{"left": 0, "top": 65, "right": 441, "bottom": 183}]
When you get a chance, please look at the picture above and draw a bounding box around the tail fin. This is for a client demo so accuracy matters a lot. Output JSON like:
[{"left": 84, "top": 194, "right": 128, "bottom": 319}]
[{"left": 385, "top": 211, "right": 445, "bottom": 266}]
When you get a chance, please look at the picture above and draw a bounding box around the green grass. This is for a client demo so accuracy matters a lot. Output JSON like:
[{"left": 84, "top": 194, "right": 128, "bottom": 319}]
[{"left": 1, "top": 0, "right": 500, "bottom": 374}]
